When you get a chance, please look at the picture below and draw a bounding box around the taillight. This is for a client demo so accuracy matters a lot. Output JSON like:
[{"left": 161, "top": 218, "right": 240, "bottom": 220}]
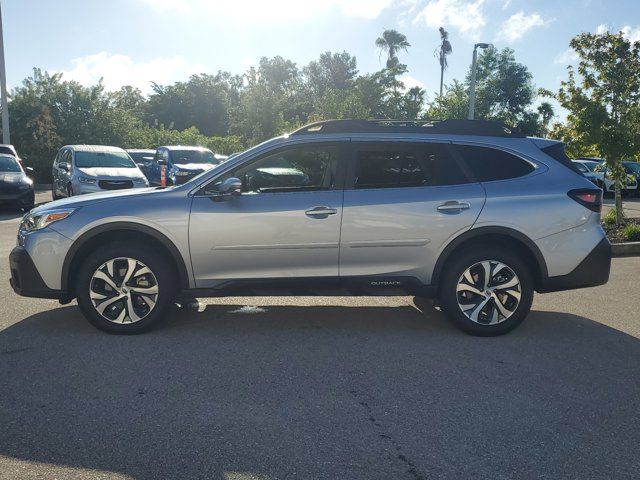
[{"left": 568, "top": 188, "right": 602, "bottom": 213}]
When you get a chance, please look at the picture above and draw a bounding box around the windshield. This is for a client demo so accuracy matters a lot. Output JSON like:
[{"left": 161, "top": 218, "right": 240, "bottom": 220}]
[
  {"left": 0, "top": 155, "right": 21, "bottom": 172},
  {"left": 75, "top": 151, "right": 136, "bottom": 168},
  {"left": 171, "top": 150, "right": 216, "bottom": 165},
  {"left": 624, "top": 162, "right": 640, "bottom": 174},
  {"left": 574, "top": 163, "right": 588, "bottom": 173},
  {"left": 128, "top": 151, "right": 154, "bottom": 163}
]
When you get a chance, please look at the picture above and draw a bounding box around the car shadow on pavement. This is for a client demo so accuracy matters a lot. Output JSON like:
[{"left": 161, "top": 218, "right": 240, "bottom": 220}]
[{"left": 1, "top": 302, "right": 640, "bottom": 479}]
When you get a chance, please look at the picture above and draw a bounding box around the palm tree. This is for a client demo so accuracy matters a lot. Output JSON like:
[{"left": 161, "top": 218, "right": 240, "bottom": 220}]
[
  {"left": 537, "top": 102, "right": 554, "bottom": 137},
  {"left": 375, "top": 29, "right": 411, "bottom": 69},
  {"left": 437, "top": 27, "right": 453, "bottom": 98}
]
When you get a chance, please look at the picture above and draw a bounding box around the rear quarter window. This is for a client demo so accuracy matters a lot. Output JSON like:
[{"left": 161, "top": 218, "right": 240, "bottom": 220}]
[{"left": 454, "top": 145, "right": 535, "bottom": 182}]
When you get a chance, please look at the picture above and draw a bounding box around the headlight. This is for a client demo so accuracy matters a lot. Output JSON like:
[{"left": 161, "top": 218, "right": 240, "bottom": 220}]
[
  {"left": 174, "top": 171, "right": 190, "bottom": 177},
  {"left": 20, "top": 209, "right": 76, "bottom": 233},
  {"left": 78, "top": 176, "right": 96, "bottom": 184}
]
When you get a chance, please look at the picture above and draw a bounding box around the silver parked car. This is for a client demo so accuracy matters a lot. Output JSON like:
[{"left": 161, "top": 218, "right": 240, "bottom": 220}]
[
  {"left": 52, "top": 145, "right": 149, "bottom": 199},
  {"left": 11, "top": 120, "right": 611, "bottom": 336}
]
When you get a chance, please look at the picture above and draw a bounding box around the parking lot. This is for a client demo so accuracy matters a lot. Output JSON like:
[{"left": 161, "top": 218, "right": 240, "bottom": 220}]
[{"left": 1, "top": 191, "right": 639, "bottom": 479}]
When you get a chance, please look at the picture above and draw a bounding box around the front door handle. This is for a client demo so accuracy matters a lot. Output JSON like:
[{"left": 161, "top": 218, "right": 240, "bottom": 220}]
[
  {"left": 305, "top": 206, "right": 338, "bottom": 217},
  {"left": 437, "top": 201, "right": 471, "bottom": 213}
]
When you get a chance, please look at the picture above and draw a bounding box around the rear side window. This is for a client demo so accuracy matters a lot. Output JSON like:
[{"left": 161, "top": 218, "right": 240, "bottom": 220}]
[
  {"left": 353, "top": 143, "right": 469, "bottom": 189},
  {"left": 455, "top": 145, "right": 534, "bottom": 182},
  {"left": 541, "top": 142, "right": 582, "bottom": 174}
]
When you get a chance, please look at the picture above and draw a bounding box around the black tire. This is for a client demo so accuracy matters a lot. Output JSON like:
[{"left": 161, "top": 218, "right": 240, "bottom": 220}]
[
  {"left": 52, "top": 186, "right": 60, "bottom": 200},
  {"left": 76, "top": 242, "right": 177, "bottom": 334},
  {"left": 438, "top": 246, "right": 534, "bottom": 336},
  {"left": 67, "top": 184, "right": 73, "bottom": 197}
]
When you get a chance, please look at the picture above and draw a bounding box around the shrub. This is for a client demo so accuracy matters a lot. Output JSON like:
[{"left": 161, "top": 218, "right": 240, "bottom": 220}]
[
  {"left": 603, "top": 209, "right": 623, "bottom": 226},
  {"left": 622, "top": 224, "right": 640, "bottom": 242}
]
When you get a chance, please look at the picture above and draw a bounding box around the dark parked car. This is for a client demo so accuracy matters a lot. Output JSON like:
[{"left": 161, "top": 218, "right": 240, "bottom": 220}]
[
  {"left": 146, "top": 146, "right": 225, "bottom": 186},
  {"left": 126, "top": 149, "right": 156, "bottom": 176},
  {"left": 0, "top": 154, "right": 35, "bottom": 210}
]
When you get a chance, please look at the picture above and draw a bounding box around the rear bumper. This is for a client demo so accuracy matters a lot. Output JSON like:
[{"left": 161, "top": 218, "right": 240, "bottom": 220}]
[
  {"left": 537, "top": 238, "right": 611, "bottom": 293},
  {"left": 9, "top": 246, "right": 68, "bottom": 299}
]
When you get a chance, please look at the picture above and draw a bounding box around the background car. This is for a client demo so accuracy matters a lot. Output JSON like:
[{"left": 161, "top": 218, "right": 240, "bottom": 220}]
[
  {"left": 591, "top": 162, "right": 639, "bottom": 197},
  {"left": 572, "top": 160, "right": 600, "bottom": 186},
  {"left": 0, "top": 153, "right": 34, "bottom": 211},
  {"left": 126, "top": 149, "right": 156, "bottom": 178},
  {"left": 146, "top": 146, "right": 224, "bottom": 186},
  {"left": 52, "top": 145, "right": 149, "bottom": 199}
]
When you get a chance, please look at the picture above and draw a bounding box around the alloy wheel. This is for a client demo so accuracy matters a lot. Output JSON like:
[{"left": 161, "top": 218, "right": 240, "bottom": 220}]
[
  {"left": 89, "top": 257, "right": 159, "bottom": 324},
  {"left": 456, "top": 260, "right": 521, "bottom": 325}
]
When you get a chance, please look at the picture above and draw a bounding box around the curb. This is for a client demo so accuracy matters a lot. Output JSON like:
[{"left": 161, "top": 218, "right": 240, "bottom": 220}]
[{"left": 612, "top": 242, "right": 640, "bottom": 257}]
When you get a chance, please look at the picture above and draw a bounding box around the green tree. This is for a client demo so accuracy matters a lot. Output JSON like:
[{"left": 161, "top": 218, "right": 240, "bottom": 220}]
[
  {"left": 375, "top": 29, "right": 410, "bottom": 69},
  {"left": 537, "top": 101, "right": 555, "bottom": 137},
  {"left": 437, "top": 27, "right": 453, "bottom": 98},
  {"left": 551, "top": 31, "right": 640, "bottom": 224}
]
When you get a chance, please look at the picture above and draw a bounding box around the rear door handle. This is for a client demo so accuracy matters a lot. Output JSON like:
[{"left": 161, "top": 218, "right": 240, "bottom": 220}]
[
  {"left": 305, "top": 206, "right": 338, "bottom": 217},
  {"left": 437, "top": 201, "right": 471, "bottom": 213}
]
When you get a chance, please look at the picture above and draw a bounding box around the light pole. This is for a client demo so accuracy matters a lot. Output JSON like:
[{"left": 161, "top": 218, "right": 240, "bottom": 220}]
[
  {"left": 467, "top": 42, "right": 491, "bottom": 120},
  {"left": 0, "top": 1, "right": 8, "bottom": 144}
]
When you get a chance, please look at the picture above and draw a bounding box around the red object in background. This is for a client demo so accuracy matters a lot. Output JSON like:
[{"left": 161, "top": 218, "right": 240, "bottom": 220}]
[{"left": 161, "top": 165, "right": 166, "bottom": 187}]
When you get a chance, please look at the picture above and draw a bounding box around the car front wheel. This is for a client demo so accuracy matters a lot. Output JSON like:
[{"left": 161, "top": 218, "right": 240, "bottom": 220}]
[
  {"left": 438, "top": 247, "right": 534, "bottom": 336},
  {"left": 76, "top": 243, "right": 176, "bottom": 334}
]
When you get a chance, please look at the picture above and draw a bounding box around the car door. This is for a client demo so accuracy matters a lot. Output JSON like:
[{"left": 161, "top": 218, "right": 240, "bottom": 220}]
[
  {"left": 339, "top": 140, "right": 485, "bottom": 284},
  {"left": 189, "top": 141, "right": 346, "bottom": 286}
]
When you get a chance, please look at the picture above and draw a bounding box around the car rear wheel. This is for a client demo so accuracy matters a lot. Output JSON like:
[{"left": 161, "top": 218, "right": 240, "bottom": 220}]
[
  {"left": 438, "top": 247, "right": 534, "bottom": 336},
  {"left": 76, "top": 243, "right": 176, "bottom": 334}
]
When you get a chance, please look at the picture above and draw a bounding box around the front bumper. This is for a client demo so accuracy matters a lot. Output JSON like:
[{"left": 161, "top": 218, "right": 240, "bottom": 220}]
[
  {"left": 9, "top": 246, "right": 68, "bottom": 299},
  {"left": 537, "top": 238, "right": 612, "bottom": 293},
  {"left": 0, "top": 188, "right": 34, "bottom": 206}
]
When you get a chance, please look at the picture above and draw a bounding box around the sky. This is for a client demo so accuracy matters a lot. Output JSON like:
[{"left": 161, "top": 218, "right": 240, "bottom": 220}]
[{"left": 3, "top": 0, "right": 640, "bottom": 119}]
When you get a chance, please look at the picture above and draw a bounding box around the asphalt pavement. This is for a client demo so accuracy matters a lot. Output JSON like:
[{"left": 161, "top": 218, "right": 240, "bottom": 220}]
[{"left": 1, "top": 191, "right": 639, "bottom": 480}]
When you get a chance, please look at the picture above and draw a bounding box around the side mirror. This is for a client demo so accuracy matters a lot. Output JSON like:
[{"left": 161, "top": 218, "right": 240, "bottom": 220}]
[
  {"left": 216, "top": 177, "right": 242, "bottom": 199},
  {"left": 25, "top": 166, "right": 34, "bottom": 175},
  {"left": 136, "top": 163, "right": 145, "bottom": 169},
  {"left": 58, "top": 162, "right": 70, "bottom": 172}
]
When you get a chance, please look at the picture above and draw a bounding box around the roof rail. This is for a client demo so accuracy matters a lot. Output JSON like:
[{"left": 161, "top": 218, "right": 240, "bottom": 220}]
[{"left": 290, "top": 119, "right": 525, "bottom": 138}]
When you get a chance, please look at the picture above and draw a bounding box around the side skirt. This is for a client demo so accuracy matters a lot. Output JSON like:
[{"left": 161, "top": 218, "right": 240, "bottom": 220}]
[{"left": 180, "top": 276, "right": 437, "bottom": 298}]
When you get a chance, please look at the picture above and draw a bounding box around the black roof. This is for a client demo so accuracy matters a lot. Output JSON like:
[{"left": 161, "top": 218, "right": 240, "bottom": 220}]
[{"left": 291, "top": 119, "right": 525, "bottom": 138}]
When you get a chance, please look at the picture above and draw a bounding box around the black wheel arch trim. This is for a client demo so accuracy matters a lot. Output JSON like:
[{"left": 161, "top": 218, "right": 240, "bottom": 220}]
[
  {"left": 61, "top": 222, "right": 190, "bottom": 293},
  {"left": 431, "top": 226, "right": 548, "bottom": 286}
]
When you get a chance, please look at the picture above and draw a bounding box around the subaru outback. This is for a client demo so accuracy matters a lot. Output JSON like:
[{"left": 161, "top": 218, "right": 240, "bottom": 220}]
[{"left": 9, "top": 120, "right": 611, "bottom": 336}]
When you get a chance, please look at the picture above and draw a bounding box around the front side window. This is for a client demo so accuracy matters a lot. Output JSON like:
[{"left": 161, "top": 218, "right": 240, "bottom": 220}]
[
  {"left": 353, "top": 143, "right": 468, "bottom": 189},
  {"left": 455, "top": 145, "right": 535, "bottom": 182},
  {"left": 206, "top": 144, "right": 339, "bottom": 194},
  {"left": 75, "top": 151, "right": 136, "bottom": 168}
]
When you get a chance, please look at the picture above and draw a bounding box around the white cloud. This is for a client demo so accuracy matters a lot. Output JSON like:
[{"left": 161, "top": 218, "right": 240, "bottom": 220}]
[
  {"left": 138, "top": 0, "right": 398, "bottom": 21},
  {"left": 621, "top": 25, "right": 640, "bottom": 43},
  {"left": 594, "top": 24, "right": 640, "bottom": 43},
  {"left": 496, "top": 11, "right": 549, "bottom": 42},
  {"left": 553, "top": 47, "right": 579, "bottom": 65},
  {"left": 399, "top": 75, "right": 425, "bottom": 91},
  {"left": 412, "top": 0, "right": 486, "bottom": 39},
  {"left": 59, "top": 52, "right": 206, "bottom": 93}
]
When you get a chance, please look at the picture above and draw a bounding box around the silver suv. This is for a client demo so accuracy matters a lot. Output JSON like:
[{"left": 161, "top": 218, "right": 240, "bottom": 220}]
[
  {"left": 52, "top": 145, "right": 149, "bottom": 198},
  {"left": 10, "top": 120, "right": 611, "bottom": 336}
]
